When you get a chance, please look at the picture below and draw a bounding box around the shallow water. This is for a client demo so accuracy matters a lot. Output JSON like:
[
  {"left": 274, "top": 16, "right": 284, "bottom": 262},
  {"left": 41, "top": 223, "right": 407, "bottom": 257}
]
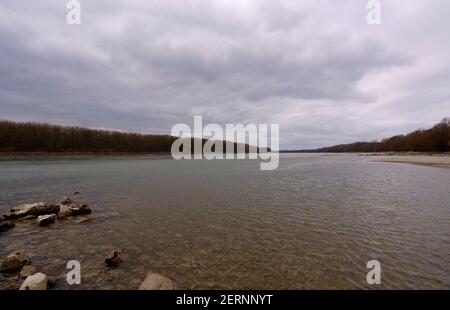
[{"left": 0, "top": 154, "right": 449, "bottom": 289}]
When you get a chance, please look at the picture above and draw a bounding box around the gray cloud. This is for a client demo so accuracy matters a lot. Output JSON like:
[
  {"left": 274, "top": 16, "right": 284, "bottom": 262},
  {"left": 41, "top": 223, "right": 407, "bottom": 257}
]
[{"left": 0, "top": 0, "right": 449, "bottom": 148}]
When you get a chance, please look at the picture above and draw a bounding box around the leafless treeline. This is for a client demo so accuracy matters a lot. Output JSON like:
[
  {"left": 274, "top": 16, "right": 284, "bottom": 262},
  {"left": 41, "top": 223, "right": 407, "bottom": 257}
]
[
  {"left": 0, "top": 120, "right": 176, "bottom": 153},
  {"left": 316, "top": 118, "right": 450, "bottom": 153},
  {"left": 0, "top": 120, "right": 258, "bottom": 154}
]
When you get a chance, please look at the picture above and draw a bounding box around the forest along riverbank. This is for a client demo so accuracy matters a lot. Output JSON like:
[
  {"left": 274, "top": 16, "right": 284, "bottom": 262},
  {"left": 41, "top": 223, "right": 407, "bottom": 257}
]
[{"left": 0, "top": 197, "right": 175, "bottom": 290}]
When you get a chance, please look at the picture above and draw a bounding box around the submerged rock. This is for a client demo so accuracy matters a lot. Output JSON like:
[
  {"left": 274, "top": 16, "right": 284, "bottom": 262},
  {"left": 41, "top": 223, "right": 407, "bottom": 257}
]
[
  {"left": 0, "top": 252, "right": 31, "bottom": 273},
  {"left": 0, "top": 221, "right": 15, "bottom": 233},
  {"left": 139, "top": 273, "right": 175, "bottom": 290},
  {"left": 105, "top": 250, "right": 123, "bottom": 268},
  {"left": 58, "top": 201, "right": 92, "bottom": 219},
  {"left": 3, "top": 276, "right": 21, "bottom": 290},
  {"left": 20, "top": 265, "right": 38, "bottom": 279},
  {"left": 70, "top": 204, "right": 91, "bottom": 216},
  {"left": 47, "top": 276, "right": 57, "bottom": 289},
  {"left": 19, "top": 272, "right": 48, "bottom": 290},
  {"left": 37, "top": 214, "right": 56, "bottom": 226},
  {"left": 2, "top": 203, "right": 59, "bottom": 220},
  {"left": 76, "top": 216, "right": 93, "bottom": 224}
]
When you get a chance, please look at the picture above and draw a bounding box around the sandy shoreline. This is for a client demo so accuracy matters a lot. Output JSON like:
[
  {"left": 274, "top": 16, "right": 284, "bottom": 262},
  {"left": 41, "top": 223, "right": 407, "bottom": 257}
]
[
  {"left": 371, "top": 155, "right": 450, "bottom": 168},
  {"left": 1, "top": 152, "right": 450, "bottom": 168}
]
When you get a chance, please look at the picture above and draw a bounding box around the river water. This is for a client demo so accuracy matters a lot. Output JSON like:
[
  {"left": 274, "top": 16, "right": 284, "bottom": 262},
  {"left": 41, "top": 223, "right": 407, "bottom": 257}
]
[{"left": 0, "top": 154, "right": 449, "bottom": 289}]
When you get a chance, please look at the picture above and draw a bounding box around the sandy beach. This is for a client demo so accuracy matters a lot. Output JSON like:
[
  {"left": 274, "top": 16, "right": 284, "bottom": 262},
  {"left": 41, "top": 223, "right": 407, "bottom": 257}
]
[{"left": 372, "top": 154, "right": 450, "bottom": 168}]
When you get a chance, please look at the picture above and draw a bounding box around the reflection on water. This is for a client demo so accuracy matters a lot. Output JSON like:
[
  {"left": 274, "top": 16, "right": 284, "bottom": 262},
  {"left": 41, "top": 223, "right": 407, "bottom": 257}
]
[{"left": 0, "top": 154, "right": 449, "bottom": 289}]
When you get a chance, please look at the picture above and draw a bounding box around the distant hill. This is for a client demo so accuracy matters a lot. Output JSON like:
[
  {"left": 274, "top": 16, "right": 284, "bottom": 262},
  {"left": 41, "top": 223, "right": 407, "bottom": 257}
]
[
  {"left": 284, "top": 118, "right": 450, "bottom": 153},
  {"left": 0, "top": 120, "right": 259, "bottom": 154}
]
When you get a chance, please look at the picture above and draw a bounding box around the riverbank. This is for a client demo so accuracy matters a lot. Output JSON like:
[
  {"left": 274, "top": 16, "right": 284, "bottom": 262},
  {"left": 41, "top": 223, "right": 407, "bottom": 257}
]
[{"left": 371, "top": 154, "right": 450, "bottom": 168}]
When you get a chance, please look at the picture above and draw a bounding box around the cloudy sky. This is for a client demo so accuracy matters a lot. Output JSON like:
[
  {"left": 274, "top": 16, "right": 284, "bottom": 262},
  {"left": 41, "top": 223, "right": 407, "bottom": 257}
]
[{"left": 1, "top": 0, "right": 449, "bottom": 149}]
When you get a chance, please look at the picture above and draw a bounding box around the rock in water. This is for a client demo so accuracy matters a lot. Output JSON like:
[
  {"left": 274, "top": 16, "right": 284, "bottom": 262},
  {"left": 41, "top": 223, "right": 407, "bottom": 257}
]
[
  {"left": 57, "top": 204, "right": 73, "bottom": 219},
  {"left": 0, "top": 252, "right": 31, "bottom": 273},
  {"left": 3, "top": 203, "right": 43, "bottom": 219},
  {"left": 58, "top": 199, "right": 92, "bottom": 219},
  {"left": 70, "top": 204, "right": 91, "bottom": 216},
  {"left": 20, "top": 265, "right": 38, "bottom": 279},
  {"left": 37, "top": 214, "right": 56, "bottom": 226},
  {"left": 19, "top": 272, "right": 48, "bottom": 290},
  {"left": 2, "top": 203, "right": 59, "bottom": 220},
  {"left": 0, "top": 222, "right": 15, "bottom": 233},
  {"left": 33, "top": 204, "right": 60, "bottom": 216},
  {"left": 47, "top": 277, "right": 57, "bottom": 288},
  {"left": 105, "top": 250, "right": 123, "bottom": 268},
  {"left": 139, "top": 273, "right": 175, "bottom": 290},
  {"left": 76, "top": 216, "right": 93, "bottom": 224}
]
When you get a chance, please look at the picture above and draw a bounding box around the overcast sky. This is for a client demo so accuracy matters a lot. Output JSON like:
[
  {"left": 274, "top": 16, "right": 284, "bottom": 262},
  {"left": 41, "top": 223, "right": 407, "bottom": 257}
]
[{"left": 1, "top": 0, "right": 449, "bottom": 149}]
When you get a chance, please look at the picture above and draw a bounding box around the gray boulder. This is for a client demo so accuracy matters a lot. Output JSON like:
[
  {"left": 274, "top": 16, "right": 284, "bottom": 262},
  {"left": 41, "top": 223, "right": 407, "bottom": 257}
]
[
  {"left": 57, "top": 204, "right": 73, "bottom": 219},
  {"left": 19, "top": 272, "right": 48, "bottom": 290},
  {"left": 139, "top": 273, "right": 175, "bottom": 290},
  {"left": 3, "top": 203, "right": 42, "bottom": 219},
  {"left": 37, "top": 214, "right": 56, "bottom": 226},
  {"left": 3, "top": 203, "right": 59, "bottom": 220},
  {"left": 0, "top": 252, "right": 31, "bottom": 273}
]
